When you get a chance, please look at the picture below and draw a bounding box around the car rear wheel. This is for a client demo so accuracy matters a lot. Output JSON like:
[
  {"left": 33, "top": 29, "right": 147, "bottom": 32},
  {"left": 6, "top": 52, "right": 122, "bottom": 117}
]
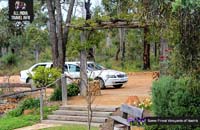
[
  {"left": 98, "top": 78, "right": 105, "bottom": 89},
  {"left": 113, "top": 84, "right": 123, "bottom": 88}
]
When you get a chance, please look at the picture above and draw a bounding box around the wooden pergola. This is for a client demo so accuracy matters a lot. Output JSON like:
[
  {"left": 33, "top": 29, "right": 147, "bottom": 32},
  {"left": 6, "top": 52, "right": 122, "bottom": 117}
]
[{"left": 66, "top": 20, "right": 151, "bottom": 70}]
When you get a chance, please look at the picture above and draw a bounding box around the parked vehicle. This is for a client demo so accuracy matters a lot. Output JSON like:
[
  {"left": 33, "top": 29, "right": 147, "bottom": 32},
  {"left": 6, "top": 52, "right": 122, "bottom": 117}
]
[
  {"left": 20, "top": 62, "right": 128, "bottom": 88},
  {"left": 86, "top": 62, "right": 128, "bottom": 88}
]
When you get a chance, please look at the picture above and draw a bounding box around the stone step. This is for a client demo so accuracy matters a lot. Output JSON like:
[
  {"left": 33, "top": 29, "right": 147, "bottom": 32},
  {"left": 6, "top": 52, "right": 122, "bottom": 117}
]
[
  {"left": 53, "top": 110, "right": 112, "bottom": 117},
  {"left": 42, "top": 120, "right": 101, "bottom": 127},
  {"left": 60, "top": 105, "right": 118, "bottom": 112},
  {"left": 47, "top": 115, "right": 107, "bottom": 123}
]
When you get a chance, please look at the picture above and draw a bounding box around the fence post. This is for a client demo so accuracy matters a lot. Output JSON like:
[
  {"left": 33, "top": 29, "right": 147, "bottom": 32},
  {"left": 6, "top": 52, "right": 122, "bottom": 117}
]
[
  {"left": 61, "top": 74, "right": 67, "bottom": 106},
  {"left": 40, "top": 88, "right": 44, "bottom": 121}
]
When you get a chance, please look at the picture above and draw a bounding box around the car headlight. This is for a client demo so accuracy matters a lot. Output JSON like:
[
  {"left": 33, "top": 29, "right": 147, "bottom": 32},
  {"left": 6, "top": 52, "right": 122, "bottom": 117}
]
[{"left": 106, "top": 75, "right": 116, "bottom": 78}]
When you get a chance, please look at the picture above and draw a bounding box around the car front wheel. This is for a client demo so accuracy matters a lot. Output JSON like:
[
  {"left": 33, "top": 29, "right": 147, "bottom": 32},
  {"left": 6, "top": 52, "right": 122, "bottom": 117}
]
[{"left": 113, "top": 84, "right": 123, "bottom": 88}]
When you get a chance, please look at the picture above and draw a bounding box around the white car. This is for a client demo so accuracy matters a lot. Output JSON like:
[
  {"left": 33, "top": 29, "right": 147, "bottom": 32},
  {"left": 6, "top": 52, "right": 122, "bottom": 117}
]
[
  {"left": 87, "top": 62, "right": 128, "bottom": 88},
  {"left": 20, "top": 62, "right": 128, "bottom": 88}
]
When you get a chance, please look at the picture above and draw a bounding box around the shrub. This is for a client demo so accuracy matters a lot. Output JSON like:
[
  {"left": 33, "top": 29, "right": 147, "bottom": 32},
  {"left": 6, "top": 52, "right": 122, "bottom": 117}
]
[
  {"left": 31, "top": 66, "right": 61, "bottom": 88},
  {"left": 20, "top": 98, "right": 40, "bottom": 110},
  {"left": 1, "top": 52, "right": 18, "bottom": 66},
  {"left": 7, "top": 98, "right": 40, "bottom": 117},
  {"left": 50, "top": 83, "right": 80, "bottom": 101},
  {"left": 67, "top": 83, "right": 80, "bottom": 97},
  {"left": 150, "top": 76, "right": 200, "bottom": 130},
  {"left": 151, "top": 76, "right": 176, "bottom": 116},
  {"left": 50, "top": 87, "right": 62, "bottom": 101}
]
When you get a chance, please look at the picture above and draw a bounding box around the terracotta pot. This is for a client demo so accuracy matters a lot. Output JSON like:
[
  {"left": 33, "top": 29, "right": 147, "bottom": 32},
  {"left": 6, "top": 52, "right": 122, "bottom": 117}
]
[{"left": 131, "top": 126, "right": 144, "bottom": 130}]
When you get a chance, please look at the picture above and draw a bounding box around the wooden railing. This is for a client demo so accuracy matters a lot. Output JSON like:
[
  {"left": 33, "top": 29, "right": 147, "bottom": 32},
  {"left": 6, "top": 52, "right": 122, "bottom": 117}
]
[{"left": 0, "top": 74, "right": 68, "bottom": 121}]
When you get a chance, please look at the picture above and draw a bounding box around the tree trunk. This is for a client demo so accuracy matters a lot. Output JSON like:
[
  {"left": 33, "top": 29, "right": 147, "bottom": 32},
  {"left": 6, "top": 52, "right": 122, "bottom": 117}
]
[
  {"left": 46, "top": 0, "right": 58, "bottom": 67},
  {"left": 154, "top": 42, "right": 157, "bottom": 60},
  {"left": 115, "top": 43, "right": 120, "bottom": 61},
  {"left": 143, "top": 27, "right": 150, "bottom": 70},
  {"left": 47, "top": 0, "right": 75, "bottom": 72},
  {"left": 55, "top": 0, "right": 64, "bottom": 72},
  {"left": 119, "top": 28, "right": 126, "bottom": 67},
  {"left": 79, "top": 0, "right": 91, "bottom": 96},
  {"left": 80, "top": 31, "right": 88, "bottom": 96},
  {"left": 63, "top": 0, "right": 75, "bottom": 61},
  {"left": 88, "top": 48, "right": 95, "bottom": 61}
]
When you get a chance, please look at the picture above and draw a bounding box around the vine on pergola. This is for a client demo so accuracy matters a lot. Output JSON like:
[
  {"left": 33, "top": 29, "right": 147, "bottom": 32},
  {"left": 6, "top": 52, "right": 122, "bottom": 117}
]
[{"left": 67, "top": 18, "right": 151, "bottom": 70}]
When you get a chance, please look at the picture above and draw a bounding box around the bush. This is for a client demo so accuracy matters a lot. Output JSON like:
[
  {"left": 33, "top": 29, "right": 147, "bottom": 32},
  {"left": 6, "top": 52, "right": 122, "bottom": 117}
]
[
  {"left": 150, "top": 76, "right": 200, "bottom": 130},
  {"left": 50, "top": 87, "right": 62, "bottom": 101},
  {"left": 1, "top": 52, "right": 18, "bottom": 66},
  {"left": 7, "top": 98, "right": 40, "bottom": 117},
  {"left": 50, "top": 83, "right": 80, "bottom": 101},
  {"left": 152, "top": 76, "right": 176, "bottom": 116},
  {"left": 31, "top": 66, "right": 61, "bottom": 88},
  {"left": 67, "top": 83, "right": 80, "bottom": 97},
  {"left": 20, "top": 98, "right": 40, "bottom": 110}
]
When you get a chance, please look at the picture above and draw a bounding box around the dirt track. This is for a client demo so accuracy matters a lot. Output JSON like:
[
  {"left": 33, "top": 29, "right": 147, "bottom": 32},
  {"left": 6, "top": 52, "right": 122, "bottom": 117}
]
[
  {"left": 0, "top": 72, "right": 153, "bottom": 106},
  {"left": 68, "top": 72, "right": 153, "bottom": 106}
]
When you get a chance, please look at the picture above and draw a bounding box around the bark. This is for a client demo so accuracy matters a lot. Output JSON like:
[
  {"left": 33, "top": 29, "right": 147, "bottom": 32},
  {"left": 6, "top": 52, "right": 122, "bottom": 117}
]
[
  {"left": 80, "top": 0, "right": 91, "bottom": 96},
  {"left": 46, "top": 0, "right": 58, "bottom": 67},
  {"left": 119, "top": 28, "right": 126, "bottom": 67},
  {"left": 63, "top": 0, "right": 75, "bottom": 61},
  {"left": 115, "top": 43, "right": 120, "bottom": 61},
  {"left": 46, "top": 0, "right": 75, "bottom": 72},
  {"left": 143, "top": 27, "right": 150, "bottom": 70},
  {"left": 80, "top": 31, "right": 88, "bottom": 96},
  {"left": 55, "top": 0, "right": 64, "bottom": 72},
  {"left": 154, "top": 42, "right": 157, "bottom": 60},
  {"left": 87, "top": 48, "right": 95, "bottom": 61}
]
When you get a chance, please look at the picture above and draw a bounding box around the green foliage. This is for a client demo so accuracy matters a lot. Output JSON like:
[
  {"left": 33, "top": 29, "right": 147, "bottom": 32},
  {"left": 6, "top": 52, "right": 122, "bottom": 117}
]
[
  {"left": 67, "top": 83, "right": 80, "bottom": 97},
  {"left": 169, "top": 0, "right": 200, "bottom": 82},
  {"left": 151, "top": 76, "right": 200, "bottom": 130},
  {"left": 152, "top": 76, "right": 176, "bottom": 116},
  {"left": 20, "top": 98, "right": 40, "bottom": 110},
  {"left": 31, "top": 66, "right": 61, "bottom": 88},
  {"left": 98, "top": 59, "right": 143, "bottom": 72},
  {"left": 7, "top": 98, "right": 40, "bottom": 117},
  {"left": 1, "top": 52, "right": 18, "bottom": 66},
  {"left": 50, "top": 87, "right": 62, "bottom": 101},
  {"left": 0, "top": 105, "right": 58, "bottom": 130},
  {"left": 50, "top": 83, "right": 80, "bottom": 101},
  {"left": 6, "top": 107, "right": 23, "bottom": 117}
]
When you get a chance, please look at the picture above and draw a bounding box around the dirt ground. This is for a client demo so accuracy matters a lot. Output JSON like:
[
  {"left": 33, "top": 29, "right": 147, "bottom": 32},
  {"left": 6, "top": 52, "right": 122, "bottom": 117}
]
[{"left": 68, "top": 72, "right": 153, "bottom": 106}]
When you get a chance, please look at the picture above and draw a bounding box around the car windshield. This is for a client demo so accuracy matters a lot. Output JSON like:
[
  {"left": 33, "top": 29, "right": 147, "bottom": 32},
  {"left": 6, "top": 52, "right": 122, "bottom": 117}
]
[{"left": 87, "top": 63, "right": 105, "bottom": 71}]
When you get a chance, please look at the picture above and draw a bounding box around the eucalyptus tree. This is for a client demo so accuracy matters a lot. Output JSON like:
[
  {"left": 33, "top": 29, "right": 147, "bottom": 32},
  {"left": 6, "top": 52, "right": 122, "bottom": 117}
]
[
  {"left": 46, "top": 0, "right": 75, "bottom": 72},
  {"left": 0, "top": 8, "right": 16, "bottom": 56},
  {"left": 170, "top": 0, "right": 200, "bottom": 81},
  {"left": 25, "top": 26, "right": 49, "bottom": 63}
]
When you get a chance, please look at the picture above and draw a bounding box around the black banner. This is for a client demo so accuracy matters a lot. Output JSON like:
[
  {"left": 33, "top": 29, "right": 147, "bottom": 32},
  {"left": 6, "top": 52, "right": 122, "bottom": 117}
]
[
  {"left": 9, "top": 0, "right": 34, "bottom": 22},
  {"left": 146, "top": 117, "right": 200, "bottom": 125}
]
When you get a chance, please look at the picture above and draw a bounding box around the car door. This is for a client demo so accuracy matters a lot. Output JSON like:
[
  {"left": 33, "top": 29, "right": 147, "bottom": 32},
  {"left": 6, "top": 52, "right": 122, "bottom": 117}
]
[
  {"left": 30, "top": 63, "right": 47, "bottom": 75},
  {"left": 67, "top": 63, "right": 80, "bottom": 79}
]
